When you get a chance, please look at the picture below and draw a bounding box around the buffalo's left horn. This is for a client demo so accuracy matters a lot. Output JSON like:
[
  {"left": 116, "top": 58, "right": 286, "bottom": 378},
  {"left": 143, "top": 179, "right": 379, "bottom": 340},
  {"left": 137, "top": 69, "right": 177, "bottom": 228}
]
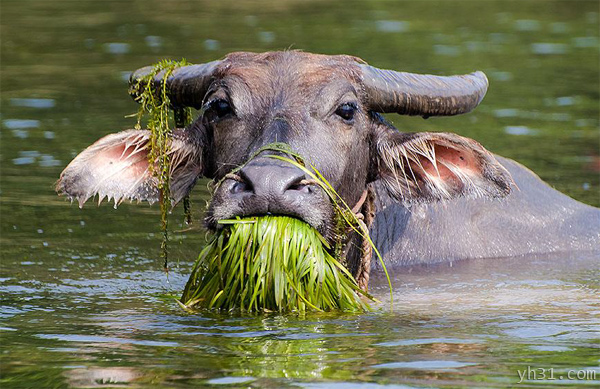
[
  {"left": 129, "top": 61, "right": 222, "bottom": 109},
  {"left": 359, "top": 65, "right": 489, "bottom": 118}
]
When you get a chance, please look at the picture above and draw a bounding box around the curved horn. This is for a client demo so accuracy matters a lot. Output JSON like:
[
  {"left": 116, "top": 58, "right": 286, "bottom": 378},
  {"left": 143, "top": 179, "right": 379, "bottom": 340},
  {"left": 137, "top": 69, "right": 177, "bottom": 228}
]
[
  {"left": 360, "top": 65, "right": 488, "bottom": 118},
  {"left": 129, "top": 60, "right": 221, "bottom": 109}
]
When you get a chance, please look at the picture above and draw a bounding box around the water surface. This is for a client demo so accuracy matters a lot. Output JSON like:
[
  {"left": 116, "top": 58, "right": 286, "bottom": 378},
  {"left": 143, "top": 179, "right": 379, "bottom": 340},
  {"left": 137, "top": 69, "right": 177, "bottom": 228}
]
[{"left": 1, "top": 0, "right": 599, "bottom": 387}]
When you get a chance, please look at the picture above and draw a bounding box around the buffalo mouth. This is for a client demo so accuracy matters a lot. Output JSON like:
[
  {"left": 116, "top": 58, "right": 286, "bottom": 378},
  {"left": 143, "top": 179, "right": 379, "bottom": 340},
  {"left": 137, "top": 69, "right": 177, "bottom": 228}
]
[
  {"left": 182, "top": 214, "right": 373, "bottom": 312},
  {"left": 204, "top": 156, "right": 336, "bottom": 240}
]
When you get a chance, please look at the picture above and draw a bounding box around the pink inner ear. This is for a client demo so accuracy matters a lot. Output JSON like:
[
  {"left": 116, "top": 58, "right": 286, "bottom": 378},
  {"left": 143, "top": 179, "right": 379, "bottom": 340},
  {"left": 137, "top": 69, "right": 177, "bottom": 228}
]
[
  {"left": 412, "top": 145, "right": 480, "bottom": 189},
  {"left": 92, "top": 142, "right": 151, "bottom": 182}
]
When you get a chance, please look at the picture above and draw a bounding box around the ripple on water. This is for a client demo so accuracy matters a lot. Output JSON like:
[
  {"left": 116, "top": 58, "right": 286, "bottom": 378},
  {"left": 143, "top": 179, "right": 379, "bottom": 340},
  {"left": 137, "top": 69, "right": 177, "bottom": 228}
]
[
  {"left": 375, "top": 20, "right": 409, "bottom": 33},
  {"left": 294, "top": 383, "right": 418, "bottom": 389},
  {"left": 550, "top": 22, "right": 570, "bottom": 34},
  {"left": 433, "top": 45, "right": 461, "bottom": 56},
  {"left": 529, "top": 345, "right": 572, "bottom": 352},
  {"left": 3, "top": 119, "right": 40, "bottom": 129},
  {"left": 514, "top": 19, "right": 541, "bottom": 31},
  {"left": 504, "top": 126, "right": 539, "bottom": 136},
  {"left": 207, "top": 377, "right": 256, "bottom": 385},
  {"left": 499, "top": 322, "right": 581, "bottom": 339},
  {"left": 531, "top": 43, "right": 568, "bottom": 55},
  {"left": 39, "top": 154, "right": 61, "bottom": 167},
  {"left": 13, "top": 156, "right": 35, "bottom": 165},
  {"left": 258, "top": 31, "right": 275, "bottom": 44},
  {"left": 375, "top": 338, "right": 484, "bottom": 347},
  {"left": 204, "top": 39, "right": 220, "bottom": 51},
  {"left": 494, "top": 108, "right": 519, "bottom": 118},
  {"left": 11, "top": 129, "right": 29, "bottom": 139},
  {"left": 9, "top": 98, "right": 55, "bottom": 109},
  {"left": 120, "top": 71, "right": 132, "bottom": 82},
  {"left": 103, "top": 42, "right": 130, "bottom": 55},
  {"left": 372, "top": 360, "right": 477, "bottom": 370},
  {"left": 35, "top": 334, "right": 179, "bottom": 347},
  {"left": 12, "top": 150, "right": 61, "bottom": 166},
  {"left": 489, "top": 71, "right": 513, "bottom": 81},
  {"left": 572, "top": 36, "right": 599, "bottom": 48},
  {"left": 144, "top": 35, "right": 162, "bottom": 50}
]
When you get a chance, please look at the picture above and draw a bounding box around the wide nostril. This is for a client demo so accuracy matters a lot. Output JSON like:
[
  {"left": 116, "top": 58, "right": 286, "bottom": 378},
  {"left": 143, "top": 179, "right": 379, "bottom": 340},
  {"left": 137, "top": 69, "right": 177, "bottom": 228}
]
[
  {"left": 286, "top": 179, "right": 313, "bottom": 194},
  {"left": 229, "top": 176, "right": 253, "bottom": 195},
  {"left": 230, "top": 181, "right": 246, "bottom": 194}
]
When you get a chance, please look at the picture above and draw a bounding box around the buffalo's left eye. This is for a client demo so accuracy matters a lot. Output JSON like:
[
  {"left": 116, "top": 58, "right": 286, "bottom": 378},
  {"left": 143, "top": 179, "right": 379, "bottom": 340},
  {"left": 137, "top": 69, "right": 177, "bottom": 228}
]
[
  {"left": 335, "top": 102, "right": 357, "bottom": 122},
  {"left": 212, "top": 99, "right": 232, "bottom": 118}
]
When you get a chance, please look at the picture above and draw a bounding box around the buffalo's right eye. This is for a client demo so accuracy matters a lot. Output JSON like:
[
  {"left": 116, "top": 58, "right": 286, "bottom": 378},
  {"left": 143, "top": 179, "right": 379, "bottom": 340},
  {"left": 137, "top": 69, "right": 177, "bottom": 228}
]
[
  {"left": 335, "top": 102, "right": 357, "bottom": 122},
  {"left": 209, "top": 99, "right": 232, "bottom": 118}
]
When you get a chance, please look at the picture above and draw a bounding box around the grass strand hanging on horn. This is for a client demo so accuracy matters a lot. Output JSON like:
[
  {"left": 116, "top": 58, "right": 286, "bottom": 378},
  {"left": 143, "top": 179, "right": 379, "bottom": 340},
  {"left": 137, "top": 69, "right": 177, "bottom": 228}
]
[{"left": 128, "top": 58, "right": 193, "bottom": 271}]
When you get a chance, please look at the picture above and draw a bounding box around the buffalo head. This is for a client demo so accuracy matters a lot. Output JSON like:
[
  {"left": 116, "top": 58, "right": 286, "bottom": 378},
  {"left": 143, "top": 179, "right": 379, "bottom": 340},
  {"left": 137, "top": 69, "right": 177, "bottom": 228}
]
[{"left": 57, "top": 51, "right": 512, "bottom": 280}]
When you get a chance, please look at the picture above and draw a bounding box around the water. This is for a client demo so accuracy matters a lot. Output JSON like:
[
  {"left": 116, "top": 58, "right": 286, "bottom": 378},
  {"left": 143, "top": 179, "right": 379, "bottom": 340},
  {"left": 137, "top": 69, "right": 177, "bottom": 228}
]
[{"left": 1, "top": 0, "right": 599, "bottom": 387}]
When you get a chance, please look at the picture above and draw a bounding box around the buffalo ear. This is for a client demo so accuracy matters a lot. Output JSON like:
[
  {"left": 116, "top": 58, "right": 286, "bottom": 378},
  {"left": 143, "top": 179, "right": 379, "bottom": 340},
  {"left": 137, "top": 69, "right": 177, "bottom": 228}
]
[
  {"left": 56, "top": 128, "right": 203, "bottom": 207},
  {"left": 374, "top": 130, "right": 513, "bottom": 203}
]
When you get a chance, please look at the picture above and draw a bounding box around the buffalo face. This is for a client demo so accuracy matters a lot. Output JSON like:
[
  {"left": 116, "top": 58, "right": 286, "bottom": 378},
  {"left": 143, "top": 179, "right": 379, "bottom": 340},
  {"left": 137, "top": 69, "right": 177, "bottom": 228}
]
[{"left": 56, "top": 51, "right": 512, "bottom": 264}]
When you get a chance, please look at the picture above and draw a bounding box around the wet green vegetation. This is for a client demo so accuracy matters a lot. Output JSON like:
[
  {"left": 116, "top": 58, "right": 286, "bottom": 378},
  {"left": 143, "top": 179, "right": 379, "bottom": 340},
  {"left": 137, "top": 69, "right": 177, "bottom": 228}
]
[
  {"left": 1, "top": 0, "right": 599, "bottom": 387},
  {"left": 181, "top": 216, "right": 372, "bottom": 312}
]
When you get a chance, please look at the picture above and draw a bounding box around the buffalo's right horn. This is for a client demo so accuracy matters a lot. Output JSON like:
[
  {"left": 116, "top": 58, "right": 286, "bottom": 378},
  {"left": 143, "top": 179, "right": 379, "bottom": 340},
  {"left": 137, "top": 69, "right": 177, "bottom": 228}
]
[
  {"left": 129, "top": 60, "right": 221, "bottom": 109},
  {"left": 360, "top": 64, "right": 489, "bottom": 118}
]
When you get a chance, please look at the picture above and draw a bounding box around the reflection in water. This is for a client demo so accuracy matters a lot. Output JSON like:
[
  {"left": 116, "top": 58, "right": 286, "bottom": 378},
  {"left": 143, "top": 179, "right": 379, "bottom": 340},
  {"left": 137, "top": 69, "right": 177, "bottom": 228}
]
[{"left": 1, "top": 0, "right": 599, "bottom": 387}]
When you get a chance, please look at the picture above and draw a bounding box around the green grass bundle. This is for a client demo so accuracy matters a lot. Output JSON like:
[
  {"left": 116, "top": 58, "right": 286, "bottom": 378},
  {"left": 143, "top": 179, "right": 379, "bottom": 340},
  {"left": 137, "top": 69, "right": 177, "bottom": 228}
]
[{"left": 180, "top": 216, "right": 373, "bottom": 312}]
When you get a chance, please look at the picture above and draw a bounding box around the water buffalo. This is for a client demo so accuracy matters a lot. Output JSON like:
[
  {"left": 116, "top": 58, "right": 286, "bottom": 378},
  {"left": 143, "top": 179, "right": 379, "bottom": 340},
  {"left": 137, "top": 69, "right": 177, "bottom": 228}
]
[{"left": 57, "top": 51, "right": 599, "bottom": 287}]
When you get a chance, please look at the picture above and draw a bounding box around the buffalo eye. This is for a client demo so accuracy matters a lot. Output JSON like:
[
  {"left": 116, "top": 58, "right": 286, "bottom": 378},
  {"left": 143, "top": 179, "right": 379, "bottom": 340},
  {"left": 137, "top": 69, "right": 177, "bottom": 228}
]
[
  {"left": 335, "top": 102, "right": 357, "bottom": 122},
  {"left": 208, "top": 99, "right": 232, "bottom": 118}
]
